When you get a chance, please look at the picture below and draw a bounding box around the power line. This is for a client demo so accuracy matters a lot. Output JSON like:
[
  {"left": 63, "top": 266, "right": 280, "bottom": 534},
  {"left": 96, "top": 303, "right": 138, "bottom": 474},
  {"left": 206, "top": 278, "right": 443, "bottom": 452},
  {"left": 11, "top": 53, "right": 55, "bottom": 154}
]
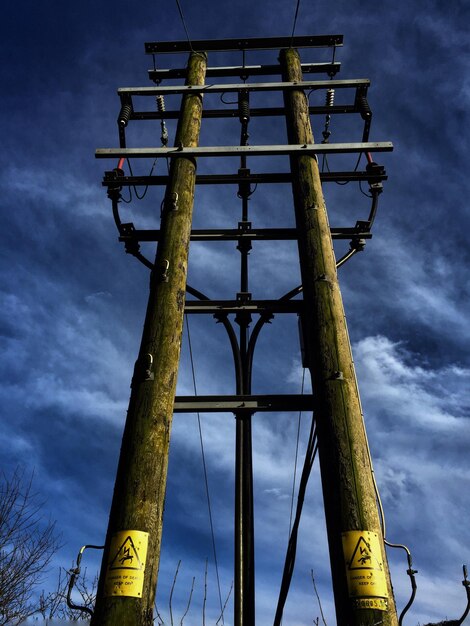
[
  {"left": 288, "top": 368, "right": 305, "bottom": 537},
  {"left": 290, "top": 0, "right": 302, "bottom": 46},
  {"left": 185, "top": 315, "right": 225, "bottom": 623},
  {"left": 273, "top": 413, "right": 318, "bottom": 626},
  {"left": 175, "top": 0, "right": 195, "bottom": 52}
]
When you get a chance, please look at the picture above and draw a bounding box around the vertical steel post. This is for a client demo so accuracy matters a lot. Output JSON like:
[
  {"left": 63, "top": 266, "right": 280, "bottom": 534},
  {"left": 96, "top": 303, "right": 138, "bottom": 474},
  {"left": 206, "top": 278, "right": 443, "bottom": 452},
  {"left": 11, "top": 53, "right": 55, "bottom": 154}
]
[
  {"left": 91, "top": 51, "right": 207, "bottom": 626},
  {"left": 279, "top": 47, "right": 398, "bottom": 626},
  {"left": 234, "top": 127, "right": 255, "bottom": 625}
]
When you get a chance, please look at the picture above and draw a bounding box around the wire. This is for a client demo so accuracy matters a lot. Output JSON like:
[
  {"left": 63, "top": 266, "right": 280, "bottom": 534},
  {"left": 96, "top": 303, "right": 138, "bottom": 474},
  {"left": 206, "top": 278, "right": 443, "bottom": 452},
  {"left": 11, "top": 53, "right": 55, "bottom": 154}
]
[
  {"left": 126, "top": 158, "right": 158, "bottom": 200},
  {"left": 185, "top": 315, "right": 225, "bottom": 623},
  {"left": 175, "top": 0, "right": 194, "bottom": 52},
  {"left": 359, "top": 179, "right": 373, "bottom": 197},
  {"left": 290, "top": 0, "right": 302, "bottom": 47},
  {"left": 274, "top": 413, "right": 318, "bottom": 626},
  {"left": 220, "top": 93, "right": 238, "bottom": 105},
  {"left": 288, "top": 368, "right": 305, "bottom": 537}
]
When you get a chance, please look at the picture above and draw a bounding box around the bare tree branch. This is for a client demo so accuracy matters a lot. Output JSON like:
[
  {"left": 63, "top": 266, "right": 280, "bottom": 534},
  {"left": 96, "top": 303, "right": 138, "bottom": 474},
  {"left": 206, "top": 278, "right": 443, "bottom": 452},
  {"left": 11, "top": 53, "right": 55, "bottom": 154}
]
[
  {"left": 0, "top": 467, "right": 60, "bottom": 625},
  {"left": 310, "top": 569, "right": 327, "bottom": 626}
]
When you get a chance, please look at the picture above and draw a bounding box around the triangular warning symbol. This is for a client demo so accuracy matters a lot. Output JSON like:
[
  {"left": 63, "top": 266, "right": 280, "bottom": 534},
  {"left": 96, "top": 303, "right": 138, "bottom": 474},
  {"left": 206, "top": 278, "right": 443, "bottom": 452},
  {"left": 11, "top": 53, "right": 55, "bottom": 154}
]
[
  {"left": 348, "top": 536, "right": 383, "bottom": 571},
  {"left": 109, "top": 536, "right": 143, "bottom": 571}
]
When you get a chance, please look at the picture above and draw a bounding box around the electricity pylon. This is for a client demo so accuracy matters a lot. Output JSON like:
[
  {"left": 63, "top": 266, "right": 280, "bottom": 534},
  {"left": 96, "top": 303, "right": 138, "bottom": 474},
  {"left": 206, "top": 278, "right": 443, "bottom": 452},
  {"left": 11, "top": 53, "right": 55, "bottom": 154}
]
[{"left": 92, "top": 35, "right": 397, "bottom": 626}]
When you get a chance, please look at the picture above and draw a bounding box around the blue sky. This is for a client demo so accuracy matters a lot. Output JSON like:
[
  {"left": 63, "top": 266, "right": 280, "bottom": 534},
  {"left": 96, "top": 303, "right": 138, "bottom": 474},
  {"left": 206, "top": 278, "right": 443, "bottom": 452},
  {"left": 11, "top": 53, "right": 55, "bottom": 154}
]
[{"left": 1, "top": 1, "right": 469, "bottom": 624}]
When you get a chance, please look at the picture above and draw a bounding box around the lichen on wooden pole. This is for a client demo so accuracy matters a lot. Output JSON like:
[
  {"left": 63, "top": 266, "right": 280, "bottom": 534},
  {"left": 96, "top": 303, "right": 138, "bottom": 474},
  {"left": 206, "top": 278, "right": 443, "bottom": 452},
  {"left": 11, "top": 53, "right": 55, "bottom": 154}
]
[
  {"left": 279, "top": 47, "right": 398, "bottom": 626},
  {"left": 91, "top": 51, "right": 207, "bottom": 626}
]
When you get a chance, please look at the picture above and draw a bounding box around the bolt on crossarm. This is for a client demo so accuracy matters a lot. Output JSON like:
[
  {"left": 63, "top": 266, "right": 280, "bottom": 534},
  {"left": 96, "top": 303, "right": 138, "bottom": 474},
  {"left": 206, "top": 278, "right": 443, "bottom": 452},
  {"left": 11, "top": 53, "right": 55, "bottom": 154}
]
[
  {"left": 279, "top": 47, "right": 398, "bottom": 626},
  {"left": 91, "top": 51, "right": 207, "bottom": 626}
]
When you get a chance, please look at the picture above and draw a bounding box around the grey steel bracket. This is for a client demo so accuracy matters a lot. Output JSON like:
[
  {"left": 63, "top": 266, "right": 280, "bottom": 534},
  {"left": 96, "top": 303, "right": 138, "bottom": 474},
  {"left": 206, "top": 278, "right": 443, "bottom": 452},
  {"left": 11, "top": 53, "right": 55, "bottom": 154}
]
[
  {"left": 145, "top": 35, "right": 343, "bottom": 55},
  {"left": 103, "top": 171, "right": 388, "bottom": 188},
  {"left": 118, "top": 227, "right": 373, "bottom": 243},
  {"left": 96, "top": 142, "right": 393, "bottom": 160},
  {"left": 173, "top": 394, "right": 315, "bottom": 413},
  {"left": 148, "top": 62, "right": 341, "bottom": 81},
  {"left": 117, "top": 79, "right": 370, "bottom": 97},
  {"left": 184, "top": 300, "right": 303, "bottom": 314}
]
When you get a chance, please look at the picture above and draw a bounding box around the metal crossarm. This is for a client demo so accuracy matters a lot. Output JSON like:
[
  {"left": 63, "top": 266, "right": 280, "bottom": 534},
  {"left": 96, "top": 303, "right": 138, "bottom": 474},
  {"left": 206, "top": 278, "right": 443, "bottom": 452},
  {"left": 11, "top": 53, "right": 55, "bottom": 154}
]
[
  {"left": 96, "top": 142, "right": 393, "bottom": 159},
  {"left": 118, "top": 228, "right": 373, "bottom": 243},
  {"left": 102, "top": 170, "right": 387, "bottom": 187},
  {"left": 184, "top": 300, "right": 303, "bottom": 315},
  {"left": 173, "top": 394, "right": 315, "bottom": 413},
  {"left": 148, "top": 62, "right": 341, "bottom": 81},
  {"left": 118, "top": 78, "right": 370, "bottom": 96},
  {"left": 145, "top": 35, "right": 343, "bottom": 54}
]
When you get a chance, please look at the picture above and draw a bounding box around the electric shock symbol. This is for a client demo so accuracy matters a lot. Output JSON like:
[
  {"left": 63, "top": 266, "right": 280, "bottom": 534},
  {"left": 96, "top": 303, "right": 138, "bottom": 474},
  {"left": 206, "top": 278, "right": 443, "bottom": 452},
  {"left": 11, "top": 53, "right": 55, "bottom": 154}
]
[
  {"left": 348, "top": 535, "right": 383, "bottom": 571},
  {"left": 109, "top": 536, "right": 142, "bottom": 571}
]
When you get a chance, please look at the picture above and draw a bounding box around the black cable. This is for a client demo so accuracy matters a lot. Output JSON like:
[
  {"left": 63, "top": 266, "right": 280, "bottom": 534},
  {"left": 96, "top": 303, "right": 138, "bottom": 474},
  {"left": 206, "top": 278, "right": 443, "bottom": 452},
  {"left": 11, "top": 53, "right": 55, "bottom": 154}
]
[
  {"left": 359, "top": 179, "right": 373, "bottom": 197},
  {"left": 120, "top": 186, "right": 133, "bottom": 204},
  {"left": 175, "top": 0, "right": 194, "bottom": 52},
  {"left": 185, "top": 316, "right": 225, "bottom": 624},
  {"left": 274, "top": 415, "right": 318, "bottom": 626},
  {"left": 126, "top": 158, "right": 157, "bottom": 200},
  {"left": 290, "top": 0, "right": 302, "bottom": 47},
  {"left": 220, "top": 93, "right": 238, "bottom": 105},
  {"left": 322, "top": 151, "right": 363, "bottom": 185},
  {"left": 288, "top": 368, "right": 305, "bottom": 537}
]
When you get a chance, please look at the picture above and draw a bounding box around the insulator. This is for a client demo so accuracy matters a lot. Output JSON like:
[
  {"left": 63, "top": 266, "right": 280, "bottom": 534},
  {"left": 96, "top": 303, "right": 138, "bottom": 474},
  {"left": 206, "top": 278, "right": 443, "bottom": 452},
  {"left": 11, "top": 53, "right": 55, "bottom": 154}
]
[
  {"left": 325, "top": 88, "right": 335, "bottom": 107},
  {"left": 156, "top": 94, "right": 166, "bottom": 113},
  {"left": 238, "top": 89, "right": 250, "bottom": 122},
  {"left": 358, "top": 94, "right": 372, "bottom": 120},
  {"left": 118, "top": 102, "right": 132, "bottom": 128}
]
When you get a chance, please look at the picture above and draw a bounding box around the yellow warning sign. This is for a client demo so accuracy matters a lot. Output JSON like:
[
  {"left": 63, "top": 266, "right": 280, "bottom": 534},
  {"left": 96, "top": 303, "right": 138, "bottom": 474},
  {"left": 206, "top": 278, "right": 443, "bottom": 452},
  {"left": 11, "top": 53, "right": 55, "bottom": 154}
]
[
  {"left": 104, "top": 530, "right": 149, "bottom": 597},
  {"left": 342, "top": 530, "right": 388, "bottom": 610}
]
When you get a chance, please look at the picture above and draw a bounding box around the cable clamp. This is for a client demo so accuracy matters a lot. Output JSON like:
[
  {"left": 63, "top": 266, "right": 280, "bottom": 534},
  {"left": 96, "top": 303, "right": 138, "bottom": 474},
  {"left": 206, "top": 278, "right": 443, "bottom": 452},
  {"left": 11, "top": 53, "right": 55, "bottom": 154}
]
[
  {"left": 350, "top": 237, "right": 366, "bottom": 252},
  {"left": 119, "top": 222, "right": 141, "bottom": 256},
  {"left": 236, "top": 292, "right": 252, "bottom": 303},
  {"left": 157, "top": 259, "right": 170, "bottom": 283},
  {"left": 131, "top": 353, "right": 154, "bottom": 387},
  {"left": 161, "top": 192, "right": 179, "bottom": 216}
]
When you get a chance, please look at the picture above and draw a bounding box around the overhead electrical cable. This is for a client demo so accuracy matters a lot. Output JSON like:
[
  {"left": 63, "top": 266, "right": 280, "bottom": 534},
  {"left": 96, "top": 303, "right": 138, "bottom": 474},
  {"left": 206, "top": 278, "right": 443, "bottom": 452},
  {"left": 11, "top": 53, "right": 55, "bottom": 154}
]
[
  {"left": 174, "top": 0, "right": 195, "bottom": 52},
  {"left": 273, "top": 413, "right": 318, "bottom": 626},
  {"left": 290, "top": 0, "right": 302, "bottom": 47},
  {"left": 185, "top": 315, "right": 225, "bottom": 623},
  {"left": 288, "top": 368, "right": 305, "bottom": 537}
]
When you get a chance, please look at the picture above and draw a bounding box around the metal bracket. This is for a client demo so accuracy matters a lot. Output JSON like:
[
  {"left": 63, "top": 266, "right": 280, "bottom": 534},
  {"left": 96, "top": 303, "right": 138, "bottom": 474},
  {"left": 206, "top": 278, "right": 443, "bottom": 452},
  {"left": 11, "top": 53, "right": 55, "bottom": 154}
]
[
  {"left": 131, "top": 353, "right": 154, "bottom": 387},
  {"left": 119, "top": 222, "right": 141, "bottom": 256},
  {"left": 161, "top": 191, "right": 179, "bottom": 216},
  {"left": 156, "top": 259, "right": 170, "bottom": 283}
]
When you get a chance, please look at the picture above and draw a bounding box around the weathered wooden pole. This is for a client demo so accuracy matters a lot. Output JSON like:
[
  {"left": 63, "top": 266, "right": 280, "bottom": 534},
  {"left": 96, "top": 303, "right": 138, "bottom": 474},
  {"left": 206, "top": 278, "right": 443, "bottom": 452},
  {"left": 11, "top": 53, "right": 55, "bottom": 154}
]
[
  {"left": 279, "top": 47, "right": 398, "bottom": 626},
  {"left": 91, "top": 51, "right": 207, "bottom": 626}
]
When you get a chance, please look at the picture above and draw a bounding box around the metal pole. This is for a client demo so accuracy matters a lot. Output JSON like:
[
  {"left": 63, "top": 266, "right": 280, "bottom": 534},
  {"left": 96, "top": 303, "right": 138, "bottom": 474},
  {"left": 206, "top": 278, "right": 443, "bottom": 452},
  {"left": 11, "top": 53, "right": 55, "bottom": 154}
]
[
  {"left": 279, "top": 47, "right": 398, "bottom": 626},
  {"left": 91, "top": 51, "right": 207, "bottom": 626},
  {"left": 234, "top": 106, "right": 255, "bottom": 624}
]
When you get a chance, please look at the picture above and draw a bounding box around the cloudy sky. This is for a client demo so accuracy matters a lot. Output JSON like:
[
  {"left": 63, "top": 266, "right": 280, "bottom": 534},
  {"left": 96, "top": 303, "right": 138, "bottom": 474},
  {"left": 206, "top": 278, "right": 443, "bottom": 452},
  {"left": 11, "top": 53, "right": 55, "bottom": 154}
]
[{"left": 1, "top": 1, "right": 469, "bottom": 624}]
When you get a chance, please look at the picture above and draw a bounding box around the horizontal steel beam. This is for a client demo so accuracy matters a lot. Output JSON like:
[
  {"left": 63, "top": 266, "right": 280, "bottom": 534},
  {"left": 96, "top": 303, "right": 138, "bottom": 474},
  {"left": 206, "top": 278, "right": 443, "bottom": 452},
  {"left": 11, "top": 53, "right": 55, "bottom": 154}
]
[
  {"left": 118, "top": 78, "right": 369, "bottom": 96},
  {"left": 184, "top": 300, "right": 303, "bottom": 314},
  {"left": 145, "top": 35, "right": 343, "bottom": 54},
  {"left": 173, "top": 394, "right": 315, "bottom": 413},
  {"left": 96, "top": 142, "right": 393, "bottom": 160},
  {"left": 120, "top": 228, "right": 372, "bottom": 243},
  {"left": 148, "top": 62, "right": 341, "bottom": 81},
  {"left": 103, "top": 171, "right": 387, "bottom": 187},
  {"left": 131, "top": 105, "right": 357, "bottom": 121}
]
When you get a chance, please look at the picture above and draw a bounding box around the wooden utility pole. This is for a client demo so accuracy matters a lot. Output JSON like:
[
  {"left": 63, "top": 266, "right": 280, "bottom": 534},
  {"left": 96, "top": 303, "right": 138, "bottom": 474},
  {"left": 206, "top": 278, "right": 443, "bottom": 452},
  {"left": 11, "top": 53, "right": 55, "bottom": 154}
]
[
  {"left": 280, "top": 47, "right": 398, "bottom": 626},
  {"left": 91, "top": 51, "right": 207, "bottom": 626}
]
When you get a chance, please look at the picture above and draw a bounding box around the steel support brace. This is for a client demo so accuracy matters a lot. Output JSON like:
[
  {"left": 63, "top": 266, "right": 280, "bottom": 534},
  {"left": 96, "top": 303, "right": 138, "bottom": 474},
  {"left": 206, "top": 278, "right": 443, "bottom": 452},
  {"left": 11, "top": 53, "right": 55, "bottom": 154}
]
[
  {"left": 96, "top": 142, "right": 393, "bottom": 160},
  {"left": 145, "top": 35, "right": 343, "bottom": 54},
  {"left": 173, "top": 394, "right": 315, "bottom": 413}
]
